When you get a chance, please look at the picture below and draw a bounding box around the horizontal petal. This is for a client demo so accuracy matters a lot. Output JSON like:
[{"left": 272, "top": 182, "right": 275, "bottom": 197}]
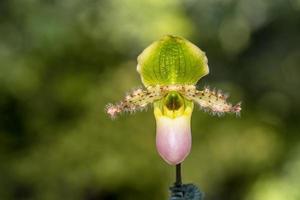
[
  {"left": 183, "top": 87, "right": 241, "bottom": 115},
  {"left": 105, "top": 86, "right": 163, "bottom": 118}
]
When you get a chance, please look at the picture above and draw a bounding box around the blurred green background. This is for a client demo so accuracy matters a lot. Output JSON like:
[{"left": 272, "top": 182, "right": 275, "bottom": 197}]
[{"left": 1, "top": 0, "right": 300, "bottom": 199}]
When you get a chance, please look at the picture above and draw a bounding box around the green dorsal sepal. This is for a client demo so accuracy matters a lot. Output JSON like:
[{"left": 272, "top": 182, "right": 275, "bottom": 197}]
[{"left": 137, "top": 35, "right": 209, "bottom": 86}]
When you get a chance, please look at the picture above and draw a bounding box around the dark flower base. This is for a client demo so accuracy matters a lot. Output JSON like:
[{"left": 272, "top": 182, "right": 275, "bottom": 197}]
[{"left": 169, "top": 183, "right": 204, "bottom": 200}]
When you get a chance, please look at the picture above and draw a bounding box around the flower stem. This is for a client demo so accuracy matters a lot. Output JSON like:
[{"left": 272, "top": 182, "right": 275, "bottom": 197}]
[{"left": 175, "top": 163, "right": 182, "bottom": 186}]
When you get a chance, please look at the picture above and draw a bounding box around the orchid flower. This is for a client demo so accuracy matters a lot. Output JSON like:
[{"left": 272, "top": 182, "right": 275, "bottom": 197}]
[{"left": 106, "top": 35, "right": 241, "bottom": 165}]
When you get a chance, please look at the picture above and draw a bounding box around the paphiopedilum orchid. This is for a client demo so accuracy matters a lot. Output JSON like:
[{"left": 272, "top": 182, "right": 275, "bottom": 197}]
[{"left": 106, "top": 35, "right": 241, "bottom": 165}]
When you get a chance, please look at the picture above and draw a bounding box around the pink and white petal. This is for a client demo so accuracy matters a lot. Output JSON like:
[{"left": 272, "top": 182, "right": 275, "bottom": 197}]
[{"left": 155, "top": 115, "right": 192, "bottom": 165}]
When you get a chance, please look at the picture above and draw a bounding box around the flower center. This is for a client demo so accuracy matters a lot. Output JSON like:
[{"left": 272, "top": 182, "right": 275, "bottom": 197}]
[
  {"left": 164, "top": 92, "right": 184, "bottom": 111},
  {"left": 161, "top": 92, "right": 185, "bottom": 118},
  {"left": 153, "top": 91, "right": 194, "bottom": 119}
]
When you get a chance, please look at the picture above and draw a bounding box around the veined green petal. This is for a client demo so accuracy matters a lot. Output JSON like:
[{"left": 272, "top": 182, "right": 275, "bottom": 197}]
[{"left": 137, "top": 35, "right": 209, "bottom": 86}]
